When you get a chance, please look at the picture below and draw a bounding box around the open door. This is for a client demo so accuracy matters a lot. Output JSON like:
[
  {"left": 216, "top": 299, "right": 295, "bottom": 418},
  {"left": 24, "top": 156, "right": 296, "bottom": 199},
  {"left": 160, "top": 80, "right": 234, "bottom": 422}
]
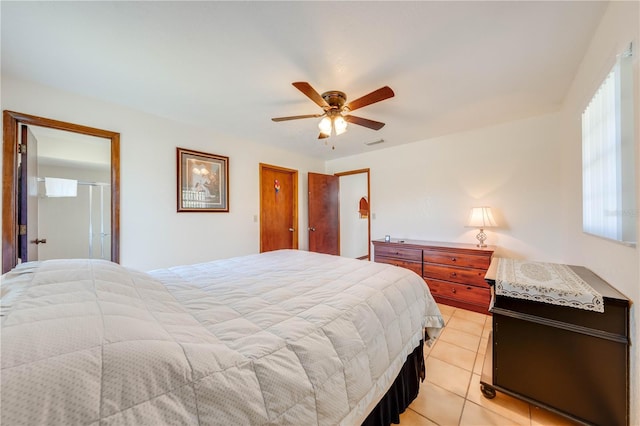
[
  {"left": 308, "top": 172, "right": 339, "bottom": 255},
  {"left": 18, "top": 125, "right": 40, "bottom": 262}
]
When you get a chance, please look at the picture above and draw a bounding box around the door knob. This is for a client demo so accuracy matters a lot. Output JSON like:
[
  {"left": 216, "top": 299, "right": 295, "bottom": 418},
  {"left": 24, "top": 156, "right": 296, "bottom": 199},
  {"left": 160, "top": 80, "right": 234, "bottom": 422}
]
[
  {"left": 308, "top": 227, "right": 316, "bottom": 231},
  {"left": 288, "top": 228, "right": 295, "bottom": 232},
  {"left": 31, "top": 238, "right": 47, "bottom": 245}
]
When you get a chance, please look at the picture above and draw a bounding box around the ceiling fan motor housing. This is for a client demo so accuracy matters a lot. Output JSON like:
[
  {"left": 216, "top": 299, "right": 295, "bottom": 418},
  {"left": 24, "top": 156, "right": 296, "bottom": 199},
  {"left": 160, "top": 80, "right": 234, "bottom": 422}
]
[{"left": 321, "top": 91, "right": 347, "bottom": 110}]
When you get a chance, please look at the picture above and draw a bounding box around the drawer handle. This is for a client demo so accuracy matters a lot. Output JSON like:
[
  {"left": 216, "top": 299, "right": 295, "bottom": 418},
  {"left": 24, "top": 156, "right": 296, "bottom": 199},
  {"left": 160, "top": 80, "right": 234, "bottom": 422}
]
[
  {"left": 450, "top": 272, "right": 457, "bottom": 277},
  {"left": 452, "top": 288, "right": 457, "bottom": 294},
  {"left": 451, "top": 257, "right": 457, "bottom": 262},
  {"left": 395, "top": 251, "right": 400, "bottom": 255}
]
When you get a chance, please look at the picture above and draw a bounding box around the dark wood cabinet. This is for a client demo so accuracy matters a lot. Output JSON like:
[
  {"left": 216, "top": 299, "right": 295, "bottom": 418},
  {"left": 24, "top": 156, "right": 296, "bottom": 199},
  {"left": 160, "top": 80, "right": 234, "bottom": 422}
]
[
  {"left": 372, "top": 238, "right": 495, "bottom": 314},
  {"left": 481, "top": 260, "right": 630, "bottom": 426}
]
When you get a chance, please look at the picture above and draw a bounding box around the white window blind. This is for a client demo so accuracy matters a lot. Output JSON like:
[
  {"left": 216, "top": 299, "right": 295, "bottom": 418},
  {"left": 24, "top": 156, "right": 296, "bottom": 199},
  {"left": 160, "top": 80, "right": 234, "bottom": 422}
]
[{"left": 582, "top": 44, "right": 636, "bottom": 245}]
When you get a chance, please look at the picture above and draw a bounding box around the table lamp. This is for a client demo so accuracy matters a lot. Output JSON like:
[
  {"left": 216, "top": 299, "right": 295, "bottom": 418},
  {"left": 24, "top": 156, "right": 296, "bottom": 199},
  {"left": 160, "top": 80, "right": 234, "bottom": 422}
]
[{"left": 467, "top": 207, "right": 497, "bottom": 247}]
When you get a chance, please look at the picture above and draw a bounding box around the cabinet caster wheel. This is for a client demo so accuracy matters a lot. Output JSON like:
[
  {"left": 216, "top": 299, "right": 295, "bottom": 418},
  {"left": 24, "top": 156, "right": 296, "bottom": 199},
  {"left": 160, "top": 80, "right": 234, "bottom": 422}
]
[{"left": 481, "top": 384, "right": 496, "bottom": 399}]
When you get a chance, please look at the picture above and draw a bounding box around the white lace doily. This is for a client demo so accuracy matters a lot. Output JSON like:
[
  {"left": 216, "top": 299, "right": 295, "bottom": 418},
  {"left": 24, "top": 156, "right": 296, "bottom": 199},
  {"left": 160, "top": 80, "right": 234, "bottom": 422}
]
[{"left": 495, "top": 258, "right": 604, "bottom": 313}]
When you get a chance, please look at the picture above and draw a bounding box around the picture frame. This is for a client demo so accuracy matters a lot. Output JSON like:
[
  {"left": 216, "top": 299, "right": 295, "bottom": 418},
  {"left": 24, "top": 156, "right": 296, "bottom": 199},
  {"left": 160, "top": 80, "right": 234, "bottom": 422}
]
[{"left": 177, "top": 147, "right": 229, "bottom": 212}]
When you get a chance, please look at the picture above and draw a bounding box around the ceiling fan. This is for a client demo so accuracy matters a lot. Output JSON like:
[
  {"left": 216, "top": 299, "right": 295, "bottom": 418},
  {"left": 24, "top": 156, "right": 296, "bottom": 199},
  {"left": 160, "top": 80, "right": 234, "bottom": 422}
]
[{"left": 272, "top": 82, "right": 394, "bottom": 139}]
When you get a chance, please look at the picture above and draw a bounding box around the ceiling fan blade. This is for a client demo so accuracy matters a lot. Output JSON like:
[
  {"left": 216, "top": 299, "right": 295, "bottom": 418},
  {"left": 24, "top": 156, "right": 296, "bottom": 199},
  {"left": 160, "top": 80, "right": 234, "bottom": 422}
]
[
  {"left": 345, "top": 86, "right": 394, "bottom": 112},
  {"left": 344, "top": 115, "right": 386, "bottom": 131},
  {"left": 292, "top": 82, "right": 329, "bottom": 109},
  {"left": 272, "top": 114, "right": 323, "bottom": 122}
]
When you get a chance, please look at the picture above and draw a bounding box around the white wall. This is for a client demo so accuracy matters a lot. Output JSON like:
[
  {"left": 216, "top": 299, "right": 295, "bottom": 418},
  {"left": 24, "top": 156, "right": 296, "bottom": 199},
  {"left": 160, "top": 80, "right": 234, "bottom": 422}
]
[
  {"left": 1, "top": 76, "right": 325, "bottom": 271},
  {"left": 327, "top": 112, "right": 566, "bottom": 262}
]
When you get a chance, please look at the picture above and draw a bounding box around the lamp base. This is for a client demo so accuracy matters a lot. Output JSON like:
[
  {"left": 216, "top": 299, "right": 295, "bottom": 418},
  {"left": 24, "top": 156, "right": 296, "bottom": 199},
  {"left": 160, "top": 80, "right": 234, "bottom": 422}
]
[{"left": 475, "top": 228, "right": 487, "bottom": 248}]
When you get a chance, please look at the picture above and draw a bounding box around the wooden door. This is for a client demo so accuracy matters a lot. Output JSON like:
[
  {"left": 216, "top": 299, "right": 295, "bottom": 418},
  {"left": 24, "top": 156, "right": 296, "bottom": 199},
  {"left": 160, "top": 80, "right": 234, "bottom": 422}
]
[
  {"left": 260, "top": 163, "right": 298, "bottom": 252},
  {"left": 308, "top": 172, "right": 339, "bottom": 255},
  {"left": 18, "top": 125, "right": 39, "bottom": 262}
]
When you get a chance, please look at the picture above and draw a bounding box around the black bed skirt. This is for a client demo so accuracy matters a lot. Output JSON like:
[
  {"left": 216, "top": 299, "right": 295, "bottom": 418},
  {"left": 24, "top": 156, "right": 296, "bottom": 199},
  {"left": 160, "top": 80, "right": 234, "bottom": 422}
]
[{"left": 361, "top": 340, "right": 425, "bottom": 426}]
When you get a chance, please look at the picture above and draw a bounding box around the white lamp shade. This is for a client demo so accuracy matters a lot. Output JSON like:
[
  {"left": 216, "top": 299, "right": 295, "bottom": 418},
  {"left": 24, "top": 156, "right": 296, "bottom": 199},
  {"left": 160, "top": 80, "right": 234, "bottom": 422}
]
[
  {"left": 334, "top": 116, "right": 347, "bottom": 135},
  {"left": 467, "top": 207, "right": 497, "bottom": 228},
  {"left": 318, "top": 116, "right": 332, "bottom": 134}
]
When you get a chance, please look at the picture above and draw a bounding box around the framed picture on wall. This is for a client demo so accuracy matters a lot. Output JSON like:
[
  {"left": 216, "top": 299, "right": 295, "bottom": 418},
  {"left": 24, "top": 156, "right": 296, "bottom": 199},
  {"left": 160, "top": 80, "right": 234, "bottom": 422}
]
[{"left": 177, "top": 147, "right": 229, "bottom": 212}]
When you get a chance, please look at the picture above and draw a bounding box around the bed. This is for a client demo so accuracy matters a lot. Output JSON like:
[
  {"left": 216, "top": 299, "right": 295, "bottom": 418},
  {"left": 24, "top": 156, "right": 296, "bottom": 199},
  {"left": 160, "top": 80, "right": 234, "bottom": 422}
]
[{"left": 1, "top": 249, "right": 444, "bottom": 425}]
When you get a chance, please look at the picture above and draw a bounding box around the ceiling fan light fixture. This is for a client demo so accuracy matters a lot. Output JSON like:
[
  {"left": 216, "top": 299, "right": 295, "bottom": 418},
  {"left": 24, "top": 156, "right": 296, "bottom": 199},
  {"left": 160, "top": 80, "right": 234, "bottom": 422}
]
[
  {"left": 273, "top": 82, "right": 394, "bottom": 142},
  {"left": 334, "top": 116, "right": 347, "bottom": 135},
  {"left": 318, "top": 116, "right": 332, "bottom": 134}
]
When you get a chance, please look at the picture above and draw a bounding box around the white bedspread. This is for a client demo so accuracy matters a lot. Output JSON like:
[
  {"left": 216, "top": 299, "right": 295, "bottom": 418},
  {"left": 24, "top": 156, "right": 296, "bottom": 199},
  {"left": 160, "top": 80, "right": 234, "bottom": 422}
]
[{"left": 1, "top": 250, "right": 443, "bottom": 425}]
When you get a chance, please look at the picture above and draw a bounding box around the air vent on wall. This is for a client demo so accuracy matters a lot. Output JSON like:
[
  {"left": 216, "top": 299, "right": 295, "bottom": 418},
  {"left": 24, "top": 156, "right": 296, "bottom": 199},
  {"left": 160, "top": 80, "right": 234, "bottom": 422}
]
[{"left": 364, "top": 139, "right": 385, "bottom": 146}]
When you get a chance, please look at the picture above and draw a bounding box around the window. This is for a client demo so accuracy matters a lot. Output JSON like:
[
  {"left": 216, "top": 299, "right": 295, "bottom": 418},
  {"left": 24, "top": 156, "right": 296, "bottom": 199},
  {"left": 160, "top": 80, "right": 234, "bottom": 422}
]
[{"left": 582, "top": 44, "right": 636, "bottom": 245}]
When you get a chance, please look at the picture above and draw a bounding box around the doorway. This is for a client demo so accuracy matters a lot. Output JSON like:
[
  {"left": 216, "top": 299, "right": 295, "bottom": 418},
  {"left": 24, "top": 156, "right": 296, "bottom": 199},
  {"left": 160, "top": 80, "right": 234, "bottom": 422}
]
[
  {"left": 307, "top": 168, "right": 371, "bottom": 260},
  {"left": 259, "top": 163, "right": 298, "bottom": 252},
  {"left": 31, "top": 126, "right": 112, "bottom": 261},
  {"left": 2, "top": 111, "right": 120, "bottom": 273},
  {"left": 336, "top": 169, "right": 370, "bottom": 260}
]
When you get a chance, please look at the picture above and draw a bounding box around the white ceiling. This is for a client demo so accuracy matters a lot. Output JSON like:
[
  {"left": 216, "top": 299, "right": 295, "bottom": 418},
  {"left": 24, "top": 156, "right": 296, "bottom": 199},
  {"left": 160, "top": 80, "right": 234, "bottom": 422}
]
[{"left": 1, "top": 1, "right": 608, "bottom": 160}]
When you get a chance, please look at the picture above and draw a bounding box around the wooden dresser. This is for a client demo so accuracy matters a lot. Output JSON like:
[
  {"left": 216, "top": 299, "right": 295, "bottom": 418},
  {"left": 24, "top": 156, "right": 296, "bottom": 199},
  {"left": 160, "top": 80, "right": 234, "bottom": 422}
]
[{"left": 372, "top": 238, "right": 495, "bottom": 314}]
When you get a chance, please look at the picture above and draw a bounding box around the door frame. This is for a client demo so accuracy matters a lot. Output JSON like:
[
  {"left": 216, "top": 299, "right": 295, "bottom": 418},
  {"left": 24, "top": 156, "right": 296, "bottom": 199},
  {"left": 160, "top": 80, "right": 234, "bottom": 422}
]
[
  {"left": 2, "top": 110, "right": 121, "bottom": 273},
  {"left": 335, "top": 168, "right": 371, "bottom": 260},
  {"left": 259, "top": 163, "right": 298, "bottom": 252}
]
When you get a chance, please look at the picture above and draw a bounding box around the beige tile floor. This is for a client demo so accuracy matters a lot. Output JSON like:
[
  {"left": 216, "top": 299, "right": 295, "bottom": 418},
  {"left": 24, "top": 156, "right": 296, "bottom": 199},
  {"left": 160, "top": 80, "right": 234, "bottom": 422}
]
[{"left": 399, "top": 304, "right": 580, "bottom": 426}]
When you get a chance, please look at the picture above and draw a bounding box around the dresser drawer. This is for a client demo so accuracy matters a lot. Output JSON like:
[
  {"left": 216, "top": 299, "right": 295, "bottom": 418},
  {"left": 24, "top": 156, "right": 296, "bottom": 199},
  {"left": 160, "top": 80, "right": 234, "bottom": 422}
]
[
  {"left": 423, "top": 249, "right": 491, "bottom": 269},
  {"left": 425, "top": 279, "right": 491, "bottom": 307},
  {"left": 375, "top": 256, "right": 422, "bottom": 276},
  {"left": 423, "top": 264, "right": 489, "bottom": 287},
  {"left": 374, "top": 245, "right": 422, "bottom": 262},
  {"left": 372, "top": 238, "right": 494, "bottom": 314}
]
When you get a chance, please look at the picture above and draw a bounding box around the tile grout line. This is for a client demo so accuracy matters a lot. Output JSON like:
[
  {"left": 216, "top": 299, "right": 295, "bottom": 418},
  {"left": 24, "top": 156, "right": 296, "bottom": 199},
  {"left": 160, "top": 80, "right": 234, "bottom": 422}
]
[
  {"left": 404, "top": 305, "right": 539, "bottom": 425},
  {"left": 406, "top": 305, "right": 580, "bottom": 426}
]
